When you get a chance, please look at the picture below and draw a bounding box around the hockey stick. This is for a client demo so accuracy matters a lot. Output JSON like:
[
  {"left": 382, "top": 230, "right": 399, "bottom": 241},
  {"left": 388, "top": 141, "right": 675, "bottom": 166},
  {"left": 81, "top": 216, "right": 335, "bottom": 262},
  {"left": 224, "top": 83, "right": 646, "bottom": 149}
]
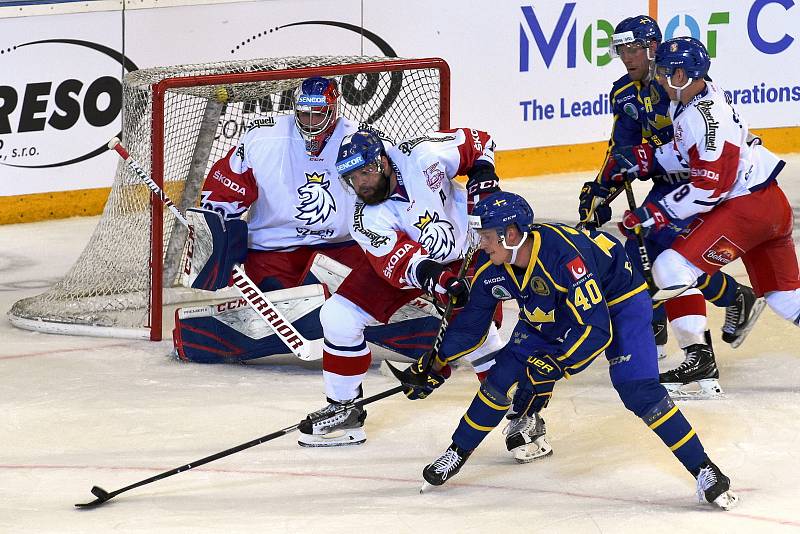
[
  {"left": 107, "top": 138, "right": 313, "bottom": 361},
  {"left": 385, "top": 235, "right": 480, "bottom": 385},
  {"left": 575, "top": 184, "right": 625, "bottom": 231},
  {"left": 75, "top": 384, "right": 404, "bottom": 509},
  {"left": 622, "top": 179, "right": 657, "bottom": 292}
]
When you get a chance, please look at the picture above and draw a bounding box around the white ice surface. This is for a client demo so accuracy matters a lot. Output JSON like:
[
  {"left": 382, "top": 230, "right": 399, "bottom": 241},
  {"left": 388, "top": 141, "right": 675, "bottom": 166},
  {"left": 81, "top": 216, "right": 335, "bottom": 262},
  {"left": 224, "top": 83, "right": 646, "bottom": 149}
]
[{"left": 2, "top": 162, "right": 800, "bottom": 533}]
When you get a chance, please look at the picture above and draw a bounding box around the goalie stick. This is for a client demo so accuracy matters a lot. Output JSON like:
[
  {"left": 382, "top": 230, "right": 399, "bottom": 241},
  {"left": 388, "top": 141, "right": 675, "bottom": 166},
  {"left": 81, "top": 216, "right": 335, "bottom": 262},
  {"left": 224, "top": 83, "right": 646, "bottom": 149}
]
[
  {"left": 74, "top": 384, "right": 403, "bottom": 508},
  {"left": 107, "top": 137, "right": 313, "bottom": 361}
]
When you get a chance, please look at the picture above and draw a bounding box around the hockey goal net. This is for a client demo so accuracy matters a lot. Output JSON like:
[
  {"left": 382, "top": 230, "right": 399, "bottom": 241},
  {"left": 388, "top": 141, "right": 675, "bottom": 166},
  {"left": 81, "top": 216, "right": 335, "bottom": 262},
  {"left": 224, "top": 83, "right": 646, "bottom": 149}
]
[{"left": 9, "top": 56, "right": 450, "bottom": 340}]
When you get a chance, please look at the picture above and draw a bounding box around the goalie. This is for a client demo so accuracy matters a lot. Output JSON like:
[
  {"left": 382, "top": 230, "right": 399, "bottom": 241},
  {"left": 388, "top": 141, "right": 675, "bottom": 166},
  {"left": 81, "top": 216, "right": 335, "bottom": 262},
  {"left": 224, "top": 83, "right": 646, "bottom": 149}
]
[{"left": 174, "top": 77, "right": 440, "bottom": 363}]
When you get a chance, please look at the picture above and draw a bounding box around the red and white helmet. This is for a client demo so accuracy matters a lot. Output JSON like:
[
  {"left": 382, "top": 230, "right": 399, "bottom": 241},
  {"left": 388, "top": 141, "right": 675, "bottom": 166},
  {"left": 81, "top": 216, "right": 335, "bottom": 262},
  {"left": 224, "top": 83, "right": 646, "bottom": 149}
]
[{"left": 294, "top": 76, "right": 340, "bottom": 156}]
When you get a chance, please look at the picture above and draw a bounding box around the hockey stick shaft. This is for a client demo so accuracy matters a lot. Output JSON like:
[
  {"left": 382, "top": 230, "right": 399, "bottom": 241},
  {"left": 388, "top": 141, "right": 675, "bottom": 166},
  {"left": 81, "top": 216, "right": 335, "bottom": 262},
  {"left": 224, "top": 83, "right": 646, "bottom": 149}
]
[
  {"left": 107, "top": 138, "right": 312, "bottom": 360},
  {"left": 75, "top": 384, "right": 404, "bottom": 508},
  {"left": 421, "top": 243, "right": 479, "bottom": 373},
  {"left": 622, "top": 179, "right": 656, "bottom": 291}
]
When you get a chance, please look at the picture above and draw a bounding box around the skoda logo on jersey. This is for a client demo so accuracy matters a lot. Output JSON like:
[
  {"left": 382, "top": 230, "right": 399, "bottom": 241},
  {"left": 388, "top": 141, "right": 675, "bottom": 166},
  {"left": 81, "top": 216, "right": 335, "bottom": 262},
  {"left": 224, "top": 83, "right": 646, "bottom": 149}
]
[
  {"left": 295, "top": 172, "right": 336, "bottom": 225},
  {"left": 414, "top": 210, "right": 455, "bottom": 261}
]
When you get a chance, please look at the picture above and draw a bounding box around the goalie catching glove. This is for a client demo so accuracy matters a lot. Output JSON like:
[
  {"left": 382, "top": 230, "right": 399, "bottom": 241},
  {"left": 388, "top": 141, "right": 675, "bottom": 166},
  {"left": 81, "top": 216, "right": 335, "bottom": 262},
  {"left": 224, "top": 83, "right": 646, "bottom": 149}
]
[{"left": 185, "top": 208, "right": 248, "bottom": 291}]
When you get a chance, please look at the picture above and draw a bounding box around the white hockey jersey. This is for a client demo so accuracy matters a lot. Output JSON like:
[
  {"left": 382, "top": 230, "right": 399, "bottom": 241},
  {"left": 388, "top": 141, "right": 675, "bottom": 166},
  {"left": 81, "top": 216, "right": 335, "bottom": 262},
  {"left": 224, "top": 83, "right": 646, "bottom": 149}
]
[
  {"left": 200, "top": 115, "right": 362, "bottom": 251},
  {"left": 655, "top": 82, "right": 785, "bottom": 221},
  {"left": 349, "top": 128, "right": 496, "bottom": 289}
]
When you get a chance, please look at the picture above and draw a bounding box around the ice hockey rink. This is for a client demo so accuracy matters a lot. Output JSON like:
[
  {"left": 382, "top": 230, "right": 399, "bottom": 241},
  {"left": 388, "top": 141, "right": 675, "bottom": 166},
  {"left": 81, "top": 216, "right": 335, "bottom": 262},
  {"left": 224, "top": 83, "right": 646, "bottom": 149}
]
[{"left": 2, "top": 162, "right": 800, "bottom": 534}]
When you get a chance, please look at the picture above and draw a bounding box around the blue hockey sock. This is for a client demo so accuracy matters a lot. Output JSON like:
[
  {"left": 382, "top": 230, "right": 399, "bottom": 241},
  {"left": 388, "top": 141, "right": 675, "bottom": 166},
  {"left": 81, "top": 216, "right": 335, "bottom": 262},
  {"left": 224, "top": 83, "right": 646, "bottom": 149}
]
[
  {"left": 452, "top": 382, "right": 511, "bottom": 451},
  {"left": 697, "top": 271, "right": 739, "bottom": 308},
  {"left": 642, "top": 394, "right": 707, "bottom": 473}
]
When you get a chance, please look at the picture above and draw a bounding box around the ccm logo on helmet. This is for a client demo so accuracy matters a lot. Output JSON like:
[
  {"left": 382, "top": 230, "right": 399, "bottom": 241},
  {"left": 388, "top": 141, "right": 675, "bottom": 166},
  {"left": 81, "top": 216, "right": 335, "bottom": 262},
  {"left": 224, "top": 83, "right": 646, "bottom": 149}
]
[{"left": 383, "top": 243, "right": 414, "bottom": 277}]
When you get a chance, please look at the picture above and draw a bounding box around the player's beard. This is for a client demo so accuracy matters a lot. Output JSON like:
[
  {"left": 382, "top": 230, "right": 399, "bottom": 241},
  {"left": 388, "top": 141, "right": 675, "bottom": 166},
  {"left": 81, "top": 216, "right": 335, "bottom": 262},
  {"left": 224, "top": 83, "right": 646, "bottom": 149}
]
[{"left": 356, "top": 172, "right": 390, "bottom": 205}]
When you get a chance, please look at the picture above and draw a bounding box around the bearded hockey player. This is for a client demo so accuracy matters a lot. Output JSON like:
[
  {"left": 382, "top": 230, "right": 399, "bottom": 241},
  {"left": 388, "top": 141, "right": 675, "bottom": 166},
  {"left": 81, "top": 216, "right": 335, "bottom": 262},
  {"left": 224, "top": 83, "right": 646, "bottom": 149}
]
[
  {"left": 173, "top": 77, "right": 440, "bottom": 363},
  {"left": 297, "top": 128, "right": 504, "bottom": 447}
]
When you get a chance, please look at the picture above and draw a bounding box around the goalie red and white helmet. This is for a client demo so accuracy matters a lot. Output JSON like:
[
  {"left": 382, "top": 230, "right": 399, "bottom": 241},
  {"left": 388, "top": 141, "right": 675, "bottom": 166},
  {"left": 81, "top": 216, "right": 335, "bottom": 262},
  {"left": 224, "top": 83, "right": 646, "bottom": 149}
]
[{"left": 294, "top": 76, "right": 340, "bottom": 156}]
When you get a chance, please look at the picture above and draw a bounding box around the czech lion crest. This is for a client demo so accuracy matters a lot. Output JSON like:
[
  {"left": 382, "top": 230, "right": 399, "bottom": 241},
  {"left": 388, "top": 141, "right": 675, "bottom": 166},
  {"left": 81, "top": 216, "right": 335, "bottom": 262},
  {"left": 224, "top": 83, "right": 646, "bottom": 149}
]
[
  {"left": 414, "top": 210, "right": 456, "bottom": 260},
  {"left": 295, "top": 172, "right": 336, "bottom": 225}
]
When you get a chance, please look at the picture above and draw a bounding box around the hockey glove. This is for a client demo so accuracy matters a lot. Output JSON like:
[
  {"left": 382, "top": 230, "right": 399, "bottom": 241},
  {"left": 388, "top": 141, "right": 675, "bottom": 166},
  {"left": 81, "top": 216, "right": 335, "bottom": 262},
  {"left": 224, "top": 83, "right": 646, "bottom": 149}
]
[
  {"left": 578, "top": 181, "right": 613, "bottom": 228},
  {"left": 466, "top": 163, "right": 501, "bottom": 213},
  {"left": 399, "top": 356, "right": 452, "bottom": 400},
  {"left": 620, "top": 201, "right": 669, "bottom": 237},
  {"left": 415, "top": 259, "right": 470, "bottom": 308},
  {"left": 602, "top": 144, "right": 655, "bottom": 183}
]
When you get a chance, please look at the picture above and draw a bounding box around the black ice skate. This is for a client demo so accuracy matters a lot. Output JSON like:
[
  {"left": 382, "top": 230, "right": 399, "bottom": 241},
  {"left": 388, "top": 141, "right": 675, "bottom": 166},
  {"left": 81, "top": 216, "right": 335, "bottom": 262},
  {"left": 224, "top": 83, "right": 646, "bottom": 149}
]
[
  {"left": 659, "top": 334, "right": 723, "bottom": 400},
  {"left": 421, "top": 443, "right": 472, "bottom": 491},
  {"left": 694, "top": 460, "right": 739, "bottom": 510},
  {"left": 722, "top": 285, "right": 766, "bottom": 349},
  {"left": 297, "top": 398, "right": 367, "bottom": 447},
  {"left": 503, "top": 413, "right": 553, "bottom": 463}
]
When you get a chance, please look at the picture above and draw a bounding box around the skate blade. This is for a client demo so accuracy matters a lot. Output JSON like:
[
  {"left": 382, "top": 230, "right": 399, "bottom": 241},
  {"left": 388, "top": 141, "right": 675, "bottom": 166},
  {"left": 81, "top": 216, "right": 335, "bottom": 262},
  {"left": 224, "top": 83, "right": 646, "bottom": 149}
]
[
  {"left": 713, "top": 490, "right": 739, "bottom": 511},
  {"left": 512, "top": 438, "right": 554, "bottom": 464},
  {"left": 730, "top": 298, "right": 767, "bottom": 349},
  {"left": 663, "top": 379, "right": 725, "bottom": 401},
  {"left": 420, "top": 481, "right": 434, "bottom": 494},
  {"left": 297, "top": 428, "right": 366, "bottom": 447}
]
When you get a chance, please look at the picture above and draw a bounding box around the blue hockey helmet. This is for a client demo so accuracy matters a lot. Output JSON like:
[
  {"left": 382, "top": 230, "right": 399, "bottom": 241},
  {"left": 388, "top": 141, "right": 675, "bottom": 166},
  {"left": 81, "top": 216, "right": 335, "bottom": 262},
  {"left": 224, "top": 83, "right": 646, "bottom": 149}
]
[
  {"left": 470, "top": 192, "right": 535, "bottom": 262},
  {"left": 610, "top": 15, "right": 662, "bottom": 59},
  {"left": 295, "top": 76, "right": 340, "bottom": 156},
  {"left": 655, "top": 37, "right": 711, "bottom": 81},
  {"left": 470, "top": 192, "right": 535, "bottom": 235},
  {"left": 335, "top": 129, "right": 386, "bottom": 180}
]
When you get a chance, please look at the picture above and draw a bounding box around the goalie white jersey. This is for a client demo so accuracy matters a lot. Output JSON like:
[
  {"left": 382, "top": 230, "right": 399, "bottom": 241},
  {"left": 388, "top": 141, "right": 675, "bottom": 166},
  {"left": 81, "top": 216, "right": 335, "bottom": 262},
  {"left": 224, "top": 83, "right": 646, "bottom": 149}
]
[
  {"left": 350, "top": 129, "right": 496, "bottom": 288},
  {"left": 201, "top": 114, "right": 362, "bottom": 251}
]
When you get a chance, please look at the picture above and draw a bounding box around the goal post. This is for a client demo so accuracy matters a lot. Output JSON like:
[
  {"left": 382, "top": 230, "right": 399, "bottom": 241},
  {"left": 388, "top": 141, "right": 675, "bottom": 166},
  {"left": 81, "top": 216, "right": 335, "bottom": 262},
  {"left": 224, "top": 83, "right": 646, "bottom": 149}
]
[{"left": 9, "top": 56, "right": 451, "bottom": 341}]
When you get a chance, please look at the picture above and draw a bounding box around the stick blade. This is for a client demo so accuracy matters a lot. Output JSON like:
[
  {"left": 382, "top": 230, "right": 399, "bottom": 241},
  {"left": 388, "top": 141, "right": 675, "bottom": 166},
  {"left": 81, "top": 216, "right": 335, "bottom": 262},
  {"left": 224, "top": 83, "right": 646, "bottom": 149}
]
[{"left": 74, "top": 486, "right": 112, "bottom": 509}]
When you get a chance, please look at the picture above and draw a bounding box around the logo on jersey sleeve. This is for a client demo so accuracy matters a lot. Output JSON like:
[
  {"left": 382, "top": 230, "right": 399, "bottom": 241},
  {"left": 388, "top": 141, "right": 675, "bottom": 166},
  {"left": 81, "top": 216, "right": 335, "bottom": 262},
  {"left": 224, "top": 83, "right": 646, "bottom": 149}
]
[
  {"left": 702, "top": 236, "right": 743, "bottom": 267},
  {"left": 295, "top": 172, "right": 336, "bottom": 225},
  {"left": 566, "top": 256, "right": 588, "bottom": 280},
  {"left": 424, "top": 162, "right": 445, "bottom": 191},
  {"left": 414, "top": 210, "right": 455, "bottom": 260}
]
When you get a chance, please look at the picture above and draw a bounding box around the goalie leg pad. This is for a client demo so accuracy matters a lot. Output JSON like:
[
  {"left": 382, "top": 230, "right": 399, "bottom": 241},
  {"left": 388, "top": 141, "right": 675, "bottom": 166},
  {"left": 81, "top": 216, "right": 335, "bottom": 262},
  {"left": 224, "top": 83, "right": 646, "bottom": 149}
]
[
  {"left": 186, "top": 208, "right": 248, "bottom": 291},
  {"left": 173, "top": 285, "right": 325, "bottom": 363}
]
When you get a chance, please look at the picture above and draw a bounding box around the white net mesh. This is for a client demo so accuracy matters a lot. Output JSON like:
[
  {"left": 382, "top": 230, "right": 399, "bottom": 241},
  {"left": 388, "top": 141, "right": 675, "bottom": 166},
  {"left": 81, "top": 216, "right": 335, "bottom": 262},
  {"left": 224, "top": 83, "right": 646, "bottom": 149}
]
[{"left": 9, "top": 56, "right": 447, "bottom": 339}]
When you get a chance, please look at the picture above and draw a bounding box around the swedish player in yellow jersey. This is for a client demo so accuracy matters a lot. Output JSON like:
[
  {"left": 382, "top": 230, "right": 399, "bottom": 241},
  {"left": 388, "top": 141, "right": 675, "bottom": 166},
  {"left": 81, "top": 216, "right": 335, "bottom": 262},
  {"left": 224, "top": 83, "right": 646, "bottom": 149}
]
[{"left": 399, "top": 192, "right": 737, "bottom": 510}]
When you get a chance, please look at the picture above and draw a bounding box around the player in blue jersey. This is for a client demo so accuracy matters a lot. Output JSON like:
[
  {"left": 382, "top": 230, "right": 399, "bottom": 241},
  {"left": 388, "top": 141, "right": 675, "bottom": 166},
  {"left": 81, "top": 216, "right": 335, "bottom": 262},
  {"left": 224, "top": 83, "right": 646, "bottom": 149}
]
[
  {"left": 577, "top": 15, "right": 764, "bottom": 399},
  {"left": 398, "top": 192, "right": 737, "bottom": 510}
]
